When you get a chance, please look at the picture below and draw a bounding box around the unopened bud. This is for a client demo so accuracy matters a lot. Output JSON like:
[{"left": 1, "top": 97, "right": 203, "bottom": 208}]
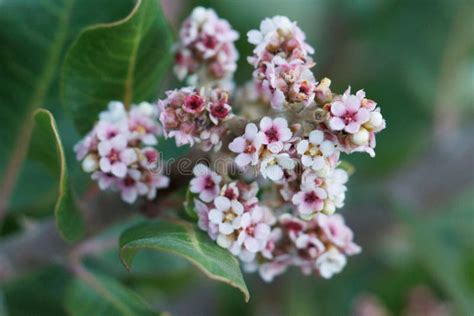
[
  {"left": 369, "top": 112, "right": 383, "bottom": 128},
  {"left": 352, "top": 128, "right": 369, "bottom": 145},
  {"left": 322, "top": 200, "right": 336, "bottom": 215},
  {"left": 82, "top": 154, "right": 98, "bottom": 173}
]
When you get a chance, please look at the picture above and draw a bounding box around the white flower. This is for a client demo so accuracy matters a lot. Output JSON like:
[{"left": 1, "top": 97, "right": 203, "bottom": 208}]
[
  {"left": 296, "top": 130, "right": 336, "bottom": 173},
  {"left": 209, "top": 196, "right": 244, "bottom": 236},
  {"left": 99, "top": 101, "right": 127, "bottom": 124},
  {"left": 315, "top": 248, "right": 347, "bottom": 279},
  {"left": 260, "top": 153, "right": 295, "bottom": 181}
]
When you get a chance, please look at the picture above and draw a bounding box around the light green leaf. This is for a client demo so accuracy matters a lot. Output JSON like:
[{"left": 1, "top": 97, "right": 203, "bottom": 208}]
[
  {"left": 62, "top": 0, "right": 173, "bottom": 135},
  {"left": 119, "top": 220, "right": 250, "bottom": 302},
  {"left": 65, "top": 269, "right": 160, "bottom": 316},
  {"left": 30, "top": 109, "right": 84, "bottom": 241}
]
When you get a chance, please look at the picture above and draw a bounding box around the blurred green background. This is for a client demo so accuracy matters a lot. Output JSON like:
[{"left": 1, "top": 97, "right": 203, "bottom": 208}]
[{"left": 1, "top": 0, "right": 473, "bottom": 315}]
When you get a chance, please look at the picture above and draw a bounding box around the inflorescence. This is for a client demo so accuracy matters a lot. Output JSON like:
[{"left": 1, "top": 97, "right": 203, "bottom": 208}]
[{"left": 75, "top": 7, "right": 385, "bottom": 282}]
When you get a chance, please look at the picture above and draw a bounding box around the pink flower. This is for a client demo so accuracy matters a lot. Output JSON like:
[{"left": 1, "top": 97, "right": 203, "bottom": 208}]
[
  {"left": 329, "top": 88, "right": 370, "bottom": 134},
  {"left": 97, "top": 135, "right": 137, "bottom": 178},
  {"left": 116, "top": 170, "right": 148, "bottom": 204},
  {"left": 264, "top": 57, "right": 316, "bottom": 109},
  {"left": 208, "top": 196, "right": 244, "bottom": 236},
  {"left": 183, "top": 93, "right": 206, "bottom": 114},
  {"left": 317, "top": 214, "right": 361, "bottom": 255},
  {"left": 190, "top": 164, "right": 221, "bottom": 202},
  {"left": 258, "top": 255, "right": 292, "bottom": 282},
  {"left": 237, "top": 207, "right": 272, "bottom": 253},
  {"left": 174, "top": 7, "right": 239, "bottom": 85},
  {"left": 229, "top": 123, "right": 261, "bottom": 168},
  {"left": 195, "top": 198, "right": 219, "bottom": 240},
  {"left": 208, "top": 95, "right": 231, "bottom": 125},
  {"left": 139, "top": 147, "right": 159, "bottom": 170},
  {"left": 142, "top": 172, "right": 170, "bottom": 200},
  {"left": 96, "top": 120, "right": 128, "bottom": 142},
  {"left": 258, "top": 116, "right": 292, "bottom": 153},
  {"left": 91, "top": 171, "right": 116, "bottom": 190},
  {"left": 292, "top": 187, "right": 327, "bottom": 216},
  {"left": 74, "top": 132, "right": 97, "bottom": 160}
]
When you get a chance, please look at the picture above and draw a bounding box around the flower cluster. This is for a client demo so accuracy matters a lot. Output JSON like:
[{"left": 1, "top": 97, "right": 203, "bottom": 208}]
[
  {"left": 74, "top": 102, "right": 169, "bottom": 203},
  {"left": 190, "top": 164, "right": 275, "bottom": 262},
  {"left": 176, "top": 12, "right": 383, "bottom": 282},
  {"left": 73, "top": 8, "right": 385, "bottom": 283},
  {"left": 245, "top": 213, "right": 360, "bottom": 282},
  {"left": 174, "top": 7, "right": 239, "bottom": 89},
  {"left": 158, "top": 87, "right": 233, "bottom": 151},
  {"left": 325, "top": 87, "right": 386, "bottom": 157},
  {"left": 247, "top": 16, "right": 316, "bottom": 110}
]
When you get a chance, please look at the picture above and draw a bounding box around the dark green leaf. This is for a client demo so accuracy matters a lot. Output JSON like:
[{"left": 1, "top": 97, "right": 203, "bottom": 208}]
[
  {"left": 0, "top": 0, "right": 134, "bottom": 218},
  {"left": 119, "top": 220, "right": 250, "bottom": 302},
  {"left": 3, "top": 266, "right": 70, "bottom": 316},
  {"left": 65, "top": 268, "right": 159, "bottom": 316},
  {"left": 30, "top": 109, "right": 84, "bottom": 241},
  {"left": 62, "top": 0, "right": 173, "bottom": 135}
]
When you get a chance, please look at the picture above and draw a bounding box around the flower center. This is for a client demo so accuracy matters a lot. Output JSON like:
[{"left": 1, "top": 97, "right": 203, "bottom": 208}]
[
  {"left": 224, "top": 188, "right": 236, "bottom": 200},
  {"left": 203, "top": 34, "right": 218, "bottom": 49},
  {"left": 108, "top": 149, "right": 120, "bottom": 163},
  {"left": 224, "top": 209, "right": 236, "bottom": 222},
  {"left": 244, "top": 143, "right": 256, "bottom": 154},
  {"left": 123, "top": 176, "right": 135, "bottom": 187},
  {"left": 265, "top": 126, "right": 280, "bottom": 143},
  {"left": 184, "top": 94, "right": 204, "bottom": 112},
  {"left": 204, "top": 176, "right": 215, "bottom": 190},
  {"left": 343, "top": 112, "right": 357, "bottom": 124},
  {"left": 304, "top": 191, "right": 319, "bottom": 203}
]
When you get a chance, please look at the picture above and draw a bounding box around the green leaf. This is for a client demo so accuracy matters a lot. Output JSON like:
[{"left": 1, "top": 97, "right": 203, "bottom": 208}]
[
  {"left": 119, "top": 220, "right": 250, "bottom": 302},
  {"left": 30, "top": 109, "right": 84, "bottom": 241},
  {"left": 183, "top": 188, "right": 199, "bottom": 221},
  {"left": 0, "top": 0, "right": 134, "bottom": 218},
  {"left": 65, "top": 269, "right": 160, "bottom": 316},
  {"left": 3, "top": 266, "right": 70, "bottom": 316},
  {"left": 62, "top": 0, "right": 173, "bottom": 135}
]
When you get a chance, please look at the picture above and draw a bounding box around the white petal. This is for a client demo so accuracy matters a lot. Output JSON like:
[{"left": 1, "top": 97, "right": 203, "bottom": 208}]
[
  {"left": 208, "top": 209, "right": 223, "bottom": 224},
  {"left": 111, "top": 163, "right": 127, "bottom": 178},
  {"left": 265, "top": 165, "right": 283, "bottom": 181},
  {"left": 244, "top": 237, "right": 260, "bottom": 253},
  {"left": 219, "top": 222, "right": 234, "bottom": 235},
  {"left": 214, "top": 196, "right": 231, "bottom": 210},
  {"left": 120, "top": 148, "right": 137, "bottom": 165},
  {"left": 296, "top": 140, "right": 309, "bottom": 155},
  {"left": 320, "top": 141, "right": 335, "bottom": 156},
  {"left": 98, "top": 141, "right": 112, "bottom": 156},
  {"left": 99, "top": 157, "right": 111, "bottom": 173},
  {"left": 309, "top": 130, "right": 324, "bottom": 145}
]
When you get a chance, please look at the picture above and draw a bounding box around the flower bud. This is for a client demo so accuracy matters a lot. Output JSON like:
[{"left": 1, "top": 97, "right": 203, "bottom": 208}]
[
  {"left": 217, "top": 234, "right": 234, "bottom": 249},
  {"left": 368, "top": 111, "right": 383, "bottom": 129},
  {"left": 322, "top": 200, "right": 336, "bottom": 215},
  {"left": 352, "top": 128, "right": 369, "bottom": 146},
  {"left": 82, "top": 154, "right": 98, "bottom": 173}
]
